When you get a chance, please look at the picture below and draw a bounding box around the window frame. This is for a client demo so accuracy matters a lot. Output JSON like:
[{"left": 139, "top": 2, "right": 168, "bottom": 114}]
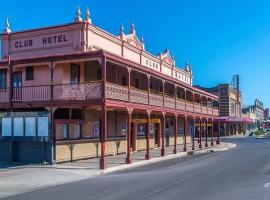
[
  {"left": 25, "top": 66, "right": 34, "bottom": 81},
  {"left": 71, "top": 63, "right": 80, "bottom": 84}
]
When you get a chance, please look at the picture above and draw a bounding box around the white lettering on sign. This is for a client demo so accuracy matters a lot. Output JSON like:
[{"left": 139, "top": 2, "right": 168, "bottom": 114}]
[{"left": 13, "top": 34, "right": 69, "bottom": 49}]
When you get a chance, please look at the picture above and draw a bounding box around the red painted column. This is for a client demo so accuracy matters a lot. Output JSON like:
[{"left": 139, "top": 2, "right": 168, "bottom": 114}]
[
  {"left": 205, "top": 119, "right": 208, "bottom": 147},
  {"left": 157, "top": 123, "right": 161, "bottom": 147},
  {"left": 217, "top": 120, "right": 221, "bottom": 144},
  {"left": 192, "top": 116, "right": 195, "bottom": 150},
  {"left": 199, "top": 118, "right": 202, "bottom": 148},
  {"left": 161, "top": 112, "right": 165, "bottom": 156},
  {"left": 211, "top": 118, "right": 214, "bottom": 146},
  {"left": 183, "top": 115, "right": 187, "bottom": 152},
  {"left": 100, "top": 106, "right": 107, "bottom": 169},
  {"left": 100, "top": 53, "right": 107, "bottom": 170},
  {"left": 145, "top": 110, "right": 151, "bottom": 160},
  {"left": 173, "top": 114, "right": 178, "bottom": 154},
  {"left": 126, "top": 108, "right": 132, "bottom": 164}
]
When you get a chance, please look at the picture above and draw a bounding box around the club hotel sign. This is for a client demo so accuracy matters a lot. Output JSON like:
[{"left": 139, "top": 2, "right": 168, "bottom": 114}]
[{"left": 10, "top": 32, "right": 72, "bottom": 52}]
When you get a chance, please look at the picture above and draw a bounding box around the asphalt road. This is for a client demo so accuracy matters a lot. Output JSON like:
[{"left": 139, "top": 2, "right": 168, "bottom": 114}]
[{"left": 3, "top": 137, "right": 270, "bottom": 200}]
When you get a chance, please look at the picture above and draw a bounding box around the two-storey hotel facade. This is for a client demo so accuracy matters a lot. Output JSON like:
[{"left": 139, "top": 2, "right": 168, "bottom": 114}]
[{"left": 0, "top": 7, "right": 220, "bottom": 169}]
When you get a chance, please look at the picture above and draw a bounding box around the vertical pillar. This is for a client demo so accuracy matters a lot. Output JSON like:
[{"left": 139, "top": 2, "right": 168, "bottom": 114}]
[
  {"left": 199, "top": 118, "right": 202, "bottom": 148},
  {"left": 147, "top": 74, "right": 150, "bottom": 104},
  {"left": 128, "top": 68, "right": 131, "bottom": 101},
  {"left": 100, "top": 54, "right": 107, "bottom": 170},
  {"left": 217, "top": 120, "right": 220, "bottom": 144},
  {"left": 157, "top": 123, "right": 161, "bottom": 147},
  {"left": 161, "top": 112, "right": 165, "bottom": 156},
  {"left": 126, "top": 108, "right": 132, "bottom": 164},
  {"left": 211, "top": 118, "right": 214, "bottom": 146},
  {"left": 50, "top": 107, "right": 56, "bottom": 164},
  {"left": 183, "top": 115, "right": 187, "bottom": 152},
  {"left": 132, "top": 122, "right": 137, "bottom": 151},
  {"left": 145, "top": 110, "right": 151, "bottom": 160},
  {"left": 192, "top": 116, "right": 195, "bottom": 150},
  {"left": 173, "top": 114, "right": 178, "bottom": 154},
  {"left": 205, "top": 119, "right": 208, "bottom": 147},
  {"left": 8, "top": 56, "right": 13, "bottom": 111},
  {"left": 100, "top": 107, "right": 107, "bottom": 169}
]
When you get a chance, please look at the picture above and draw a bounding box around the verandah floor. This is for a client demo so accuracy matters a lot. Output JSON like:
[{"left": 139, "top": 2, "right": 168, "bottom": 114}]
[{"left": 57, "top": 139, "right": 217, "bottom": 170}]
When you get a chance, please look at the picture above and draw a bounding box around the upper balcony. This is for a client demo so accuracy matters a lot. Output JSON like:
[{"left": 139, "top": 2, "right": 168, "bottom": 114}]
[{"left": 0, "top": 58, "right": 219, "bottom": 117}]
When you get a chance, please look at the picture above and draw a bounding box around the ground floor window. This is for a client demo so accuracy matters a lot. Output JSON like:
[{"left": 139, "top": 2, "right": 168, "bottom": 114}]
[{"left": 0, "top": 116, "right": 49, "bottom": 137}]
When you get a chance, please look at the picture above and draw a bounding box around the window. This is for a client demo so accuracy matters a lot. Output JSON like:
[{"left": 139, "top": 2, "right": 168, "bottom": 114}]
[
  {"left": 1, "top": 118, "right": 12, "bottom": 136},
  {"left": 12, "top": 72, "right": 22, "bottom": 88},
  {"left": 13, "top": 117, "right": 24, "bottom": 136},
  {"left": 25, "top": 117, "right": 36, "bottom": 136},
  {"left": 56, "top": 124, "right": 68, "bottom": 140},
  {"left": 68, "top": 124, "right": 81, "bottom": 139},
  {"left": 0, "top": 69, "right": 7, "bottom": 89},
  {"left": 71, "top": 63, "right": 80, "bottom": 84},
  {"left": 37, "top": 117, "right": 49, "bottom": 136},
  {"left": 26, "top": 66, "right": 34, "bottom": 80}
]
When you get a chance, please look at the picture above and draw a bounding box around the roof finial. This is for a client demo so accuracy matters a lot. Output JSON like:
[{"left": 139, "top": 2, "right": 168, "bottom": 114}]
[
  {"left": 141, "top": 36, "right": 144, "bottom": 44},
  {"left": 119, "top": 23, "right": 125, "bottom": 39},
  {"left": 75, "top": 5, "right": 82, "bottom": 22},
  {"left": 130, "top": 21, "right": 135, "bottom": 34},
  {"left": 86, "top": 7, "right": 91, "bottom": 23},
  {"left": 3, "top": 17, "right": 11, "bottom": 34}
]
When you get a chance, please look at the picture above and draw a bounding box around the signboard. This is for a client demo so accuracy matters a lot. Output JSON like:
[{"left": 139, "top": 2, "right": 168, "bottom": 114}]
[
  {"left": 92, "top": 122, "right": 100, "bottom": 137},
  {"left": 131, "top": 119, "right": 160, "bottom": 123},
  {"left": 195, "top": 123, "right": 213, "bottom": 127},
  {"left": 150, "top": 123, "right": 154, "bottom": 134},
  {"left": 10, "top": 32, "right": 72, "bottom": 52},
  {"left": 137, "top": 124, "right": 145, "bottom": 136},
  {"left": 120, "top": 122, "right": 127, "bottom": 136}
]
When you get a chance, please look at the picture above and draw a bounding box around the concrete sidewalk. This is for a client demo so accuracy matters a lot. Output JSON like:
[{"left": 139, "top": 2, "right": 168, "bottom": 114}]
[{"left": 0, "top": 140, "right": 236, "bottom": 198}]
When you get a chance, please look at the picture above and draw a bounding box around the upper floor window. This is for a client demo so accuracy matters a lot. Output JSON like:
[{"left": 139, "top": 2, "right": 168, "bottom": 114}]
[
  {"left": 71, "top": 64, "right": 80, "bottom": 84},
  {"left": 26, "top": 66, "right": 34, "bottom": 80},
  {"left": 0, "top": 69, "right": 7, "bottom": 89}
]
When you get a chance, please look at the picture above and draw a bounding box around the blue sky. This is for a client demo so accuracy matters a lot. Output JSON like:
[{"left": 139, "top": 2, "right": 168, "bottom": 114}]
[{"left": 1, "top": 0, "right": 270, "bottom": 107}]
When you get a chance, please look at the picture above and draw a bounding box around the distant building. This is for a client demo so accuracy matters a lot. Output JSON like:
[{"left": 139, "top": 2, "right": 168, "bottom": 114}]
[
  {"left": 264, "top": 108, "right": 269, "bottom": 120},
  {"left": 243, "top": 99, "right": 265, "bottom": 129},
  {"left": 196, "top": 75, "right": 253, "bottom": 136}
]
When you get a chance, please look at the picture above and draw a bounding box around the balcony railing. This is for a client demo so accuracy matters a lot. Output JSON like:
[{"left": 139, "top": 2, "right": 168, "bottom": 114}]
[
  {"left": 0, "top": 89, "right": 9, "bottom": 103},
  {"left": 106, "top": 82, "right": 129, "bottom": 101},
  {"left": 130, "top": 87, "right": 148, "bottom": 104},
  {"left": 0, "top": 82, "right": 219, "bottom": 116},
  {"left": 53, "top": 82, "right": 102, "bottom": 101},
  {"left": 149, "top": 92, "right": 163, "bottom": 107}
]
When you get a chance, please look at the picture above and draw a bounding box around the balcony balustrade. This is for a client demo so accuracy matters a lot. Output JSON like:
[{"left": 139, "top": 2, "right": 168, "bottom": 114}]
[
  {"left": 186, "top": 102, "right": 194, "bottom": 112},
  {"left": 106, "top": 82, "right": 129, "bottom": 101},
  {"left": 194, "top": 103, "right": 201, "bottom": 113},
  {"left": 130, "top": 87, "right": 148, "bottom": 104},
  {"left": 176, "top": 98, "right": 185, "bottom": 110},
  {"left": 149, "top": 91, "right": 163, "bottom": 107},
  {"left": 202, "top": 106, "right": 208, "bottom": 114},
  {"left": 0, "top": 89, "right": 9, "bottom": 103},
  {"left": 164, "top": 95, "right": 175, "bottom": 109},
  {"left": 0, "top": 81, "right": 219, "bottom": 116}
]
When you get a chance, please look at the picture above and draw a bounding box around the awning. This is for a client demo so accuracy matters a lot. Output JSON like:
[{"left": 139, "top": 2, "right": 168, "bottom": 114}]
[{"left": 217, "top": 116, "right": 254, "bottom": 123}]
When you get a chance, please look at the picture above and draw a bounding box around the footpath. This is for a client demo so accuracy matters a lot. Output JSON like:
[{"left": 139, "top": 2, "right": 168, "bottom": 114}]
[{"left": 0, "top": 140, "right": 236, "bottom": 198}]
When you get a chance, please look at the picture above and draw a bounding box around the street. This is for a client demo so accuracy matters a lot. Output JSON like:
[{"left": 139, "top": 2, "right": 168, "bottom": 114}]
[{"left": 2, "top": 137, "right": 270, "bottom": 200}]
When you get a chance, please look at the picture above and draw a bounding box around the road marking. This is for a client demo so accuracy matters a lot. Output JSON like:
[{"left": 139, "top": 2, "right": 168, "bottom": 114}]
[
  {"left": 168, "top": 153, "right": 214, "bottom": 169},
  {"left": 264, "top": 183, "right": 270, "bottom": 188}
]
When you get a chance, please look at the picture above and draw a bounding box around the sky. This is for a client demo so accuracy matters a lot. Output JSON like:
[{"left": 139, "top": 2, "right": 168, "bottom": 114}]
[{"left": 0, "top": 0, "right": 270, "bottom": 107}]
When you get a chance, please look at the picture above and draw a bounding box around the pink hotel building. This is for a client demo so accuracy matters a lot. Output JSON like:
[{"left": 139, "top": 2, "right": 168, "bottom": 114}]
[{"left": 0, "top": 7, "right": 220, "bottom": 169}]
